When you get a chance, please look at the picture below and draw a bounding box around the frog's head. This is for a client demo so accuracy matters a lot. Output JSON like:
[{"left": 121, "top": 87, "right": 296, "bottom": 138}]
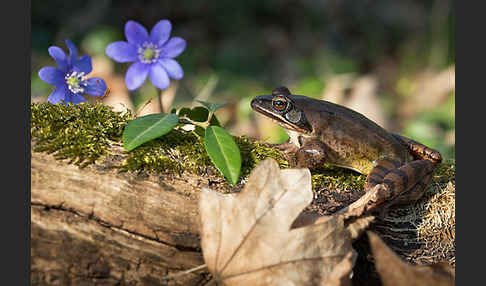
[{"left": 250, "top": 86, "right": 313, "bottom": 134}]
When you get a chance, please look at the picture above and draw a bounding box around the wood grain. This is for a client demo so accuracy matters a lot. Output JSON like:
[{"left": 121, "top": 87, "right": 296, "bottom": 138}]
[{"left": 31, "top": 150, "right": 212, "bottom": 285}]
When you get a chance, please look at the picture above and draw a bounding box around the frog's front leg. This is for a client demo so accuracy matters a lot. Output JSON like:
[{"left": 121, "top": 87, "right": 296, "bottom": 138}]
[
  {"left": 294, "top": 138, "right": 326, "bottom": 169},
  {"left": 269, "top": 137, "right": 326, "bottom": 168},
  {"left": 265, "top": 140, "right": 300, "bottom": 166},
  {"left": 269, "top": 140, "right": 300, "bottom": 154}
]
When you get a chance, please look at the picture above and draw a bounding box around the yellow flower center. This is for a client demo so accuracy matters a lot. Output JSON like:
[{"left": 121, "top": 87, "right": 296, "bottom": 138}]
[
  {"left": 67, "top": 77, "right": 79, "bottom": 87},
  {"left": 138, "top": 42, "right": 161, "bottom": 64},
  {"left": 144, "top": 48, "right": 155, "bottom": 60},
  {"left": 65, "top": 71, "right": 87, "bottom": 94}
]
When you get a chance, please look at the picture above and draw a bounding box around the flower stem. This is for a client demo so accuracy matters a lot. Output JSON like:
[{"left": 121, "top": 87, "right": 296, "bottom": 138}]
[{"left": 157, "top": 89, "right": 164, "bottom": 113}]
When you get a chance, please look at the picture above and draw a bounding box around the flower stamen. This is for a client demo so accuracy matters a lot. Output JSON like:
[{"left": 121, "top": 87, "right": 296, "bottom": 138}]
[
  {"left": 65, "top": 71, "right": 88, "bottom": 94},
  {"left": 138, "top": 41, "right": 161, "bottom": 64}
]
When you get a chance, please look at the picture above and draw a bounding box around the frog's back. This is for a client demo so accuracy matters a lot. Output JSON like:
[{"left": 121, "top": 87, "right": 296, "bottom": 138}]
[{"left": 290, "top": 95, "right": 411, "bottom": 174}]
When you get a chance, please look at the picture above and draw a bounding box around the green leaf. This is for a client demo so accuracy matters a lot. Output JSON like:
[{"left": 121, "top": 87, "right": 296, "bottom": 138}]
[
  {"left": 178, "top": 106, "right": 221, "bottom": 126},
  {"left": 204, "top": 126, "right": 241, "bottom": 184},
  {"left": 179, "top": 106, "right": 210, "bottom": 122},
  {"left": 196, "top": 100, "right": 227, "bottom": 113},
  {"left": 123, "top": 113, "right": 179, "bottom": 151}
]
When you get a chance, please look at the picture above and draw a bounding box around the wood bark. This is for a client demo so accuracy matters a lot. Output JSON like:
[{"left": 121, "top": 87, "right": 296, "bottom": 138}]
[{"left": 31, "top": 150, "right": 212, "bottom": 285}]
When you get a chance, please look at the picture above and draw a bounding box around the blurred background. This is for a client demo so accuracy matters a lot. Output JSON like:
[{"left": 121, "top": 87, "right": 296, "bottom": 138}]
[{"left": 31, "top": 0, "right": 455, "bottom": 159}]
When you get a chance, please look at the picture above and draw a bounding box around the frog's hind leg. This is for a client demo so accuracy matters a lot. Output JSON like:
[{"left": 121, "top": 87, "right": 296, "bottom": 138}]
[
  {"left": 385, "top": 134, "right": 442, "bottom": 205},
  {"left": 364, "top": 158, "right": 401, "bottom": 190},
  {"left": 390, "top": 171, "right": 433, "bottom": 205},
  {"left": 363, "top": 158, "right": 437, "bottom": 214}
]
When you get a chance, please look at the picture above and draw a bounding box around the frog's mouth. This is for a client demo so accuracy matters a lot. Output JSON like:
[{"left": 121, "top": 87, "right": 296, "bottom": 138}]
[{"left": 251, "top": 99, "right": 311, "bottom": 134}]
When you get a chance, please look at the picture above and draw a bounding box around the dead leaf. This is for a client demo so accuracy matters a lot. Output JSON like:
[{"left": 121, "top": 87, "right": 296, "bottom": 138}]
[
  {"left": 199, "top": 158, "right": 357, "bottom": 286},
  {"left": 368, "top": 231, "right": 455, "bottom": 286},
  {"left": 345, "top": 215, "right": 375, "bottom": 240}
]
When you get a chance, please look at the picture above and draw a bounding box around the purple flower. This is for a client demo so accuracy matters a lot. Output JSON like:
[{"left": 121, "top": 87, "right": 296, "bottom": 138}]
[
  {"left": 105, "top": 20, "right": 186, "bottom": 91},
  {"left": 38, "top": 39, "right": 107, "bottom": 105}
]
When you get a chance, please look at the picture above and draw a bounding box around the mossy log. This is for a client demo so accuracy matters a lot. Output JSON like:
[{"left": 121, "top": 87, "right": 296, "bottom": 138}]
[{"left": 30, "top": 103, "right": 455, "bottom": 285}]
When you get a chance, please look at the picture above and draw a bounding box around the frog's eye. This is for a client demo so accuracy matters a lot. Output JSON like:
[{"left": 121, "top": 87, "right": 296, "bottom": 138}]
[{"left": 272, "top": 96, "right": 288, "bottom": 112}]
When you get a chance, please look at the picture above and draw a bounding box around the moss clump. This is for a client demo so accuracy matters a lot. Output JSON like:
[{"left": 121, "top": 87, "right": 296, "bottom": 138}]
[
  {"left": 123, "top": 133, "right": 291, "bottom": 182},
  {"left": 235, "top": 136, "right": 289, "bottom": 178},
  {"left": 123, "top": 128, "right": 211, "bottom": 174},
  {"left": 31, "top": 102, "right": 131, "bottom": 167},
  {"left": 311, "top": 164, "right": 366, "bottom": 192},
  {"left": 432, "top": 159, "right": 455, "bottom": 184}
]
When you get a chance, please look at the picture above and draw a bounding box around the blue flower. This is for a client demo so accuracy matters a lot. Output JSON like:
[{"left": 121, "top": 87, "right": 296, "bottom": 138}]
[
  {"left": 105, "top": 20, "right": 186, "bottom": 91},
  {"left": 38, "top": 39, "right": 107, "bottom": 105}
]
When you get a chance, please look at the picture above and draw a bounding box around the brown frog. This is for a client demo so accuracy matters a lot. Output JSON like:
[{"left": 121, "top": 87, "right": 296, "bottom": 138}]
[{"left": 250, "top": 86, "right": 442, "bottom": 214}]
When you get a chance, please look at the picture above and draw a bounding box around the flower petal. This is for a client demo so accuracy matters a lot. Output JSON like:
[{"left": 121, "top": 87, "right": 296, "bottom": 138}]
[
  {"left": 39, "top": 67, "right": 65, "bottom": 86},
  {"left": 125, "top": 62, "right": 149, "bottom": 90},
  {"left": 47, "top": 85, "right": 68, "bottom": 104},
  {"left": 149, "top": 62, "right": 170, "bottom": 90},
  {"left": 65, "top": 39, "right": 78, "bottom": 65},
  {"left": 125, "top": 20, "right": 149, "bottom": 45},
  {"left": 65, "top": 92, "right": 87, "bottom": 105},
  {"left": 85, "top": 77, "right": 107, "bottom": 96},
  {"left": 72, "top": 55, "right": 93, "bottom": 74},
  {"left": 150, "top": 20, "right": 172, "bottom": 46},
  {"left": 106, "top": 41, "right": 138, "bottom": 63},
  {"left": 161, "top": 37, "right": 186, "bottom": 58},
  {"left": 48, "top": 46, "right": 69, "bottom": 72},
  {"left": 159, "top": 58, "right": 183, "bottom": 80}
]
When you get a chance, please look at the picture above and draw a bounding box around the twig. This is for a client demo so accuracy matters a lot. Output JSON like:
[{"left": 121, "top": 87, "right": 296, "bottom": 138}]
[{"left": 160, "top": 264, "right": 208, "bottom": 281}]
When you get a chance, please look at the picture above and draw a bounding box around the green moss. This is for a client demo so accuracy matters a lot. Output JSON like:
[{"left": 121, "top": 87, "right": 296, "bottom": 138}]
[
  {"left": 122, "top": 128, "right": 211, "bottom": 174},
  {"left": 311, "top": 165, "right": 366, "bottom": 192},
  {"left": 31, "top": 102, "right": 131, "bottom": 167},
  {"left": 122, "top": 133, "right": 292, "bottom": 181},
  {"left": 235, "top": 136, "right": 289, "bottom": 178},
  {"left": 432, "top": 159, "right": 455, "bottom": 184}
]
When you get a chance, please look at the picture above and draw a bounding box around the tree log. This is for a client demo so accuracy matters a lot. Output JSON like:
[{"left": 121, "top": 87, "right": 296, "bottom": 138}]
[{"left": 31, "top": 150, "right": 211, "bottom": 285}]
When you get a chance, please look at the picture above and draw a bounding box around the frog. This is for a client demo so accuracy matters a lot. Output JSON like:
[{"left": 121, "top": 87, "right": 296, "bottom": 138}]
[{"left": 250, "top": 86, "right": 442, "bottom": 214}]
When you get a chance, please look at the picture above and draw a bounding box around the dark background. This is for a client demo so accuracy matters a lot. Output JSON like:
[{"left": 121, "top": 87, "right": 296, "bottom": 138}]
[{"left": 31, "top": 0, "right": 455, "bottom": 159}]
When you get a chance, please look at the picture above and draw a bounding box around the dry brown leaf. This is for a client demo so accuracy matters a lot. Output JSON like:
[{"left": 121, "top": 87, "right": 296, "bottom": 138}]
[
  {"left": 368, "top": 231, "right": 455, "bottom": 286},
  {"left": 199, "top": 158, "right": 357, "bottom": 286}
]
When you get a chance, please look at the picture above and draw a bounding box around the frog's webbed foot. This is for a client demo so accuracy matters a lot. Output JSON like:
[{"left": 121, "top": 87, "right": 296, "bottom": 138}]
[
  {"left": 392, "top": 133, "right": 442, "bottom": 164},
  {"left": 266, "top": 141, "right": 299, "bottom": 154},
  {"left": 262, "top": 141, "right": 300, "bottom": 166},
  {"left": 264, "top": 138, "right": 327, "bottom": 169},
  {"left": 361, "top": 158, "right": 436, "bottom": 215}
]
